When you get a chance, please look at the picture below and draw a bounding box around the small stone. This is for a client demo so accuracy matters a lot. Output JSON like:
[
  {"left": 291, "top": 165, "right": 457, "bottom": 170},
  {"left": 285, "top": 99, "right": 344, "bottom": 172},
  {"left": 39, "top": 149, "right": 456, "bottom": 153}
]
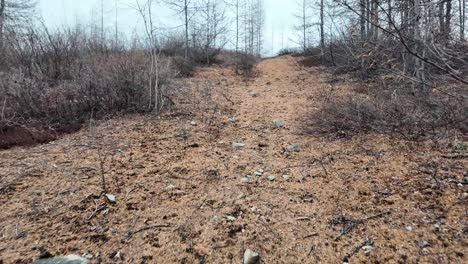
[
  {"left": 258, "top": 169, "right": 264, "bottom": 173},
  {"left": 423, "top": 188, "right": 433, "bottom": 194},
  {"left": 241, "top": 177, "right": 251, "bottom": 183},
  {"left": 165, "top": 184, "right": 177, "bottom": 190},
  {"left": 422, "top": 248, "right": 431, "bottom": 255},
  {"left": 254, "top": 171, "right": 262, "bottom": 176},
  {"left": 282, "top": 174, "right": 291, "bottom": 180},
  {"left": 362, "top": 245, "right": 374, "bottom": 255},
  {"left": 418, "top": 241, "right": 430, "bottom": 248},
  {"left": 113, "top": 251, "right": 123, "bottom": 261},
  {"left": 463, "top": 176, "right": 468, "bottom": 183},
  {"left": 237, "top": 194, "right": 246, "bottom": 200},
  {"left": 272, "top": 119, "right": 285, "bottom": 128},
  {"left": 267, "top": 175, "right": 276, "bottom": 181},
  {"left": 243, "top": 249, "right": 260, "bottom": 264},
  {"left": 33, "top": 255, "right": 89, "bottom": 264},
  {"left": 226, "top": 215, "right": 236, "bottom": 221},
  {"left": 250, "top": 92, "right": 258, "bottom": 97},
  {"left": 405, "top": 225, "right": 413, "bottom": 231},
  {"left": 190, "top": 121, "right": 197, "bottom": 126},
  {"left": 105, "top": 194, "right": 116, "bottom": 204},
  {"left": 232, "top": 143, "right": 245, "bottom": 148},
  {"left": 83, "top": 253, "right": 93, "bottom": 259},
  {"left": 287, "top": 144, "right": 301, "bottom": 151}
]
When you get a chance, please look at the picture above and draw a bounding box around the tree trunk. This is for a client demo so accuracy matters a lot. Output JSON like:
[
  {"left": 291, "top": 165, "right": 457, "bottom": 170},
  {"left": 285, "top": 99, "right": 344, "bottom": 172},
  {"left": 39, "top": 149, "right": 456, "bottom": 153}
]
[
  {"left": 360, "top": 0, "right": 366, "bottom": 40},
  {"left": 235, "top": 0, "right": 239, "bottom": 73},
  {"left": 444, "top": 0, "right": 452, "bottom": 39},
  {"left": 320, "top": 0, "right": 324, "bottom": 50},
  {"left": 303, "top": 0, "right": 307, "bottom": 51},
  {"left": 459, "top": 0, "right": 465, "bottom": 40},
  {"left": 0, "top": 0, "right": 5, "bottom": 56},
  {"left": 184, "top": 0, "right": 189, "bottom": 61}
]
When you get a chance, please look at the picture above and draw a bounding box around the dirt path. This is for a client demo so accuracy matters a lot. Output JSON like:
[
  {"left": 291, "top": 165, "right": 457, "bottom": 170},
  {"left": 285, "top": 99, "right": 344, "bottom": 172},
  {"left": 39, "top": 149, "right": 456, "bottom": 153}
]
[{"left": 0, "top": 56, "right": 466, "bottom": 263}]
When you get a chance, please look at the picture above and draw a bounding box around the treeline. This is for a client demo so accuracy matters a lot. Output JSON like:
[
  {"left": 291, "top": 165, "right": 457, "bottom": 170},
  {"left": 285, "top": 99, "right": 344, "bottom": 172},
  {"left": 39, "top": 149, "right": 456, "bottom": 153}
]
[
  {"left": 294, "top": 0, "right": 468, "bottom": 139},
  {"left": 0, "top": 0, "right": 265, "bottom": 144}
]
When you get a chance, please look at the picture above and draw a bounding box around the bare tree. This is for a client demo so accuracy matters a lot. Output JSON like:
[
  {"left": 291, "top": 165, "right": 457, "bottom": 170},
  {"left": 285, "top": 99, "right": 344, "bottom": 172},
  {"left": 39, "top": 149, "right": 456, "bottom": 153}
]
[
  {"left": 0, "top": 0, "right": 5, "bottom": 55},
  {"left": 294, "top": 0, "right": 313, "bottom": 52},
  {"left": 0, "top": 0, "right": 35, "bottom": 59},
  {"left": 459, "top": 0, "right": 465, "bottom": 40},
  {"left": 164, "top": 0, "right": 191, "bottom": 60}
]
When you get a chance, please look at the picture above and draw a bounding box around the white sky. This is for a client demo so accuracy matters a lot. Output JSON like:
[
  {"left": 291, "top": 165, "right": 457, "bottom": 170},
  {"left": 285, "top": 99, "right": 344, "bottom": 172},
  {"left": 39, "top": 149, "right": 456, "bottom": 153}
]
[{"left": 38, "top": 0, "right": 321, "bottom": 55}]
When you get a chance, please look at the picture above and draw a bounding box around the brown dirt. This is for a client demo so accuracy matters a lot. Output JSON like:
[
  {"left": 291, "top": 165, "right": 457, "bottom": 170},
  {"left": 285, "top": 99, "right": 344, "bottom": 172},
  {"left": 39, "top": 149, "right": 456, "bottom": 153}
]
[
  {"left": 0, "top": 124, "right": 82, "bottom": 150},
  {"left": 0, "top": 56, "right": 466, "bottom": 263}
]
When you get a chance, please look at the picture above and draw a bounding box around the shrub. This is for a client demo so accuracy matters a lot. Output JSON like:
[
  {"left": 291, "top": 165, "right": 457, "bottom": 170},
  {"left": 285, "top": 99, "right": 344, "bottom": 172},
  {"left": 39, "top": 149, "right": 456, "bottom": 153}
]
[
  {"left": 308, "top": 81, "right": 468, "bottom": 139},
  {"left": 277, "top": 48, "right": 300, "bottom": 56},
  {"left": 237, "top": 53, "right": 258, "bottom": 77},
  {"left": 0, "top": 26, "right": 177, "bottom": 136},
  {"left": 171, "top": 56, "right": 195, "bottom": 77}
]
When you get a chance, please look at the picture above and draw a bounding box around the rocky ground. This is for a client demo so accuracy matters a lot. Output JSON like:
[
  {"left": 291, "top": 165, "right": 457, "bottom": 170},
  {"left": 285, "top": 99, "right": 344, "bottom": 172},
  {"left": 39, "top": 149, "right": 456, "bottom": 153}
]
[{"left": 0, "top": 56, "right": 467, "bottom": 263}]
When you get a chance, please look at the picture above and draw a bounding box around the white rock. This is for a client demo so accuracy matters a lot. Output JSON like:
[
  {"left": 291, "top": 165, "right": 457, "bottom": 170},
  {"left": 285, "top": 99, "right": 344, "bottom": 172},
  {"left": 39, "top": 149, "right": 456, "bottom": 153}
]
[
  {"left": 33, "top": 255, "right": 89, "bottom": 264},
  {"left": 232, "top": 143, "right": 246, "bottom": 148},
  {"left": 362, "top": 245, "right": 374, "bottom": 255},
  {"left": 105, "top": 194, "right": 116, "bottom": 203},
  {"left": 226, "top": 215, "right": 236, "bottom": 221},
  {"left": 243, "top": 249, "right": 260, "bottom": 264}
]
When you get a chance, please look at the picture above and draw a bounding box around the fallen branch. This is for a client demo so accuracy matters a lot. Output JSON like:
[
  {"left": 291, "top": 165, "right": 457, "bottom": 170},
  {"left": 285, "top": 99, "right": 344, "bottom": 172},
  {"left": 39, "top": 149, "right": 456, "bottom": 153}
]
[
  {"left": 303, "top": 233, "right": 319, "bottom": 239},
  {"left": 125, "top": 224, "right": 171, "bottom": 238},
  {"left": 333, "top": 211, "right": 390, "bottom": 241}
]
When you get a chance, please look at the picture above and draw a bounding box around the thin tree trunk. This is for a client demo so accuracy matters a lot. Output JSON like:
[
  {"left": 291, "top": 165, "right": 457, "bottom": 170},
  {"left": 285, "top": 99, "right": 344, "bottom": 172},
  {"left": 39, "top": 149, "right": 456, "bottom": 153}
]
[
  {"left": 445, "top": 0, "right": 452, "bottom": 39},
  {"left": 320, "top": 0, "right": 325, "bottom": 60},
  {"left": 184, "top": 0, "right": 189, "bottom": 61},
  {"left": 360, "top": 0, "right": 366, "bottom": 40},
  {"left": 303, "top": 0, "right": 307, "bottom": 51},
  {"left": 235, "top": 0, "right": 239, "bottom": 73},
  {"left": 459, "top": 0, "right": 465, "bottom": 40},
  {"left": 1, "top": 0, "right": 6, "bottom": 56}
]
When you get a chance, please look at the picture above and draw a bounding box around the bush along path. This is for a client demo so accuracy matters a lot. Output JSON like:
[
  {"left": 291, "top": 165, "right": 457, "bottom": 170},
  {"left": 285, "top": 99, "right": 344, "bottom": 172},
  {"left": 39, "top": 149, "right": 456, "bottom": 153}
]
[{"left": 0, "top": 56, "right": 467, "bottom": 263}]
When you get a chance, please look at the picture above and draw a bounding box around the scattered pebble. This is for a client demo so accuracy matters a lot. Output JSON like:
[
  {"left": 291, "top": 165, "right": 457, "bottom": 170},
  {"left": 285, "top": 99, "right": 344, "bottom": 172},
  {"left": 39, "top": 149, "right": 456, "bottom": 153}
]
[
  {"left": 105, "top": 194, "right": 116, "bottom": 204},
  {"left": 33, "top": 255, "right": 89, "bottom": 264},
  {"left": 165, "top": 184, "right": 177, "bottom": 191},
  {"left": 250, "top": 92, "right": 258, "bottom": 97},
  {"left": 243, "top": 249, "right": 260, "bottom": 264},
  {"left": 232, "top": 143, "right": 246, "bottom": 148},
  {"left": 241, "top": 177, "right": 251, "bottom": 183},
  {"left": 226, "top": 215, "right": 236, "bottom": 221},
  {"left": 267, "top": 175, "right": 276, "bottom": 181},
  {"left": 282, "top": 174, "right": 291, "bottom": 180},
  {"left": 287, "top": 144, "right": 301, "bottom": 151},
  {"left": 190, "top": 121, "right": 197, "bottom": 126},
  {"left": 405, "top": 225, "right": 413, "bottom": 231},
  {"left": 272, "top": 119, "right": 285, "bottom": 128},
  {"left": 236, "top": 194, "right": 246, "bottom": 200},
  {"left": 254, "top": 171, "right": 262, "bottom": 176},
  {"left": 362, "top": 245, "right": 374, "bottom": 255},
  {"left": 112, "top": 251, "right": 123, "bottom": 261},
  {"left": 463, "top": 176, "right": 468, "bottom": 183},
  {"left": 418, "top": 241, "right": 430, "bottom": 248}
]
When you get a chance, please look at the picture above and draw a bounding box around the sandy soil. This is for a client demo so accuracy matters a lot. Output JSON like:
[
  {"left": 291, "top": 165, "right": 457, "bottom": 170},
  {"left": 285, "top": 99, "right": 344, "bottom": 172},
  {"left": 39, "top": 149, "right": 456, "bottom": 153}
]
[{"left": 0, "top": 56, "right": 467, "bottom": 263}]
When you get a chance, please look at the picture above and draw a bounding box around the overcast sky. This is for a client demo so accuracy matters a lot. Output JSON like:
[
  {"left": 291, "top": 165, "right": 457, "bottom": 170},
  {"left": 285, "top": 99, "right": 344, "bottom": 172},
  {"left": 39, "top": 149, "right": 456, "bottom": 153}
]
[{"left": 38, "top": 0, "right": 319, "bottom": 55}]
